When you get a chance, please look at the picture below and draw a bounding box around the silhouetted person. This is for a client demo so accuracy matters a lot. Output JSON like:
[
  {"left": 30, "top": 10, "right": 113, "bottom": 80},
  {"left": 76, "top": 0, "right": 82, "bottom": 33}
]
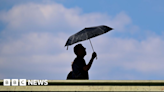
[{"left": 67, "top": 44, "right": 97, "bottom": 79}]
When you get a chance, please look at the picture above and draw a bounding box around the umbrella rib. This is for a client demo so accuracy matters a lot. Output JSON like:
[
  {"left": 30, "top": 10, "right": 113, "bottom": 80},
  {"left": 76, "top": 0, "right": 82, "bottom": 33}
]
[
  {"left": 71, "top": 36, "right": 75, "bottom": 45},
  {"left": 98, "top": 26, "right": 104, "bottom": 33},
  {"left": 85, "top": 30, "right": 88, "bottom": 40}
]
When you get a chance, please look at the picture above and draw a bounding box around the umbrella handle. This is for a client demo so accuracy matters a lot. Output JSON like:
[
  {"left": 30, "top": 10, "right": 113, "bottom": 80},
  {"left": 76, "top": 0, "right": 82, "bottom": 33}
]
[
  {"left": 89, "top": 39, "right": 97, "bottom": 59},
  {"left": 89, "top": 39, "right": 94, "bottom": 52}
]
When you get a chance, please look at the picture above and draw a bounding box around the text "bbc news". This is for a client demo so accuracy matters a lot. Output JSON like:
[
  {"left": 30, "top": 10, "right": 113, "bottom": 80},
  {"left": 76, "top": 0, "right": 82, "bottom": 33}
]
[{"left": 3, "top": 79, "right": 48, "bottom": 86}]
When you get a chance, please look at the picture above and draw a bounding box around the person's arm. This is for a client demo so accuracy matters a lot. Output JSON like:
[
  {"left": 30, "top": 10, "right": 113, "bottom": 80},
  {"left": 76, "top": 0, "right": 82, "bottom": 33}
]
[{"left": 83, "top": 52, "right": 97, "bottom": 71}]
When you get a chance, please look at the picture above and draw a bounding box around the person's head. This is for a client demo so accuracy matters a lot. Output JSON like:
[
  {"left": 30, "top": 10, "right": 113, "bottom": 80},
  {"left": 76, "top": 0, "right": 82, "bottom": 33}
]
[{"left": 74, "top": 44, "right": 86, "bottom": 57}]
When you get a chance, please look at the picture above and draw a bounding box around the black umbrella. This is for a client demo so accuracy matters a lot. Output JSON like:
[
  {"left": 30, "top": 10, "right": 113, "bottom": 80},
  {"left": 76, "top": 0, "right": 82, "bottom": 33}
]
[{"left": 65, "top": 25, "right": 113, "bottom": 52}]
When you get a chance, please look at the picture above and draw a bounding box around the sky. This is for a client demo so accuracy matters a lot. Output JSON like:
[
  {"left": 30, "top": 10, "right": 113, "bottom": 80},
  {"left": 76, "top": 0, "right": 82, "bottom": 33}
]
[{"left": 0, "top": 0, "right": 164, "bottom": 80}]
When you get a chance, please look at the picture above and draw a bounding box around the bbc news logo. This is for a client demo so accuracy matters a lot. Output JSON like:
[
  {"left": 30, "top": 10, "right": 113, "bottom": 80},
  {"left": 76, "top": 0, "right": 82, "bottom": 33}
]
[{"left": 3, "top": 79, "right": 48, "bottom": 86}]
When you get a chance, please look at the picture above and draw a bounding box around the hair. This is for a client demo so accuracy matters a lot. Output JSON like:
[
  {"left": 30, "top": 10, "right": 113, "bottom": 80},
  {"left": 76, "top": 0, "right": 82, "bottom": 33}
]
[{"left": 74, "top": 44, "right": 83, "bottom": 55}]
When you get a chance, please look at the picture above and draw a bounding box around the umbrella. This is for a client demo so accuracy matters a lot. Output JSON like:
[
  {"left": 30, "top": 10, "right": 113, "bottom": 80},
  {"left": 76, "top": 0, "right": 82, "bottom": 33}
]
[{"left": 65, "top": 25, "right": 113, "bottom": 51}]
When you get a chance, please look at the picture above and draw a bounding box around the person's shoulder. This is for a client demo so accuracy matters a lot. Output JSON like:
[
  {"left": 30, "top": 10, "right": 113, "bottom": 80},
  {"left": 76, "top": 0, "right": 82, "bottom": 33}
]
[
  {"left": 73, "top": 57, "right": 83, "bottom": 64},
  {"left": 73, "top": 57, "right": 78, "bottom": 64}
]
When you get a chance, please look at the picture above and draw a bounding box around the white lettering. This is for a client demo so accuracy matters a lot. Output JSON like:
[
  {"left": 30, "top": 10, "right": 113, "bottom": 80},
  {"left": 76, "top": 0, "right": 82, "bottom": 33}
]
[
  {"left": 33, "top": 80, "right": 37, "bottom": 85},
  {"left": 37, "top": 80, "right": 44, "bottom": 85},
  {"left": 28, "top": 80, "right": 48, "bottom": 85},
  {"left": 44, "top": 80, "right": 48, "bottom": 85}
]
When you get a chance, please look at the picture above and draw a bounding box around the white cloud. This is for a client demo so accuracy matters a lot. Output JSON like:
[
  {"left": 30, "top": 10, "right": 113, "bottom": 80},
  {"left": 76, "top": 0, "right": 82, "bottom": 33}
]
[
  {"left": 0, "top": 2, "right": 131, "bottom": 33},
  {"left": 90, "top": 35, "right": 164, "bottom": 77}
]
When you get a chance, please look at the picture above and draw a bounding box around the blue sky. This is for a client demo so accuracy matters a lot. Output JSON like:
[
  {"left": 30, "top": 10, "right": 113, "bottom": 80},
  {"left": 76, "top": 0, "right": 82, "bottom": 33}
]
[{"left": 0, "top": 0, "right": 164, "bottom": 80}]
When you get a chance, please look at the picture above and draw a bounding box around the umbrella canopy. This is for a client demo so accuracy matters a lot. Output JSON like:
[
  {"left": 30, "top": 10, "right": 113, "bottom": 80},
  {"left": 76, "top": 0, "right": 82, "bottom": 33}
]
[{"left": 65, "top": 25, "right": 113, "bottom": 49}]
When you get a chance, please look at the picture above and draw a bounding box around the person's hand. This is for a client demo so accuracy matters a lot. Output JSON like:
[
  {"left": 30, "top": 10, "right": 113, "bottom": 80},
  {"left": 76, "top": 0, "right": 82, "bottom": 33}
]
[{"left": 92, "top": 52, "right": 97, "bottom": 59}]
